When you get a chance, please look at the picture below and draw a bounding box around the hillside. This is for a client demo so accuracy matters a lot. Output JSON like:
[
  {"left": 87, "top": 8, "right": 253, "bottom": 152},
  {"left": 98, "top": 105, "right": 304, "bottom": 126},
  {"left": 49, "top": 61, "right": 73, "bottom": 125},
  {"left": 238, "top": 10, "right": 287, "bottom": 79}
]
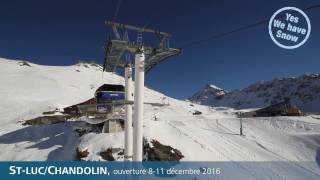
[
  {"left": 0, "top": 58, "right": 319, "bottom": 179},
  {"left": 190, "top": 74, "right": 320, "bottom": 112}
]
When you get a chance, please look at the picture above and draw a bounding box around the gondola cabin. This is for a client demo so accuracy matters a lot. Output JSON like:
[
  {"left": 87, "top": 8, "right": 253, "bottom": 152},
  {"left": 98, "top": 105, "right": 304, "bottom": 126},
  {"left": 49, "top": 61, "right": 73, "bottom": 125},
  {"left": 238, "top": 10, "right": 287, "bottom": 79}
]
[{"left": 95, "top": 84, "right": 125, "bottom": 113}]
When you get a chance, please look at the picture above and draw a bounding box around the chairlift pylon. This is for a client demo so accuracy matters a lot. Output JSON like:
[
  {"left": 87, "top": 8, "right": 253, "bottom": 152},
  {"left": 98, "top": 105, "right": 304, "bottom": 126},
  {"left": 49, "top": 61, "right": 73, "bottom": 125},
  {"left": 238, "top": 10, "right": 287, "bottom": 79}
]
[{"left": 103, "top": 21, "right": 181, "bottom": 73}]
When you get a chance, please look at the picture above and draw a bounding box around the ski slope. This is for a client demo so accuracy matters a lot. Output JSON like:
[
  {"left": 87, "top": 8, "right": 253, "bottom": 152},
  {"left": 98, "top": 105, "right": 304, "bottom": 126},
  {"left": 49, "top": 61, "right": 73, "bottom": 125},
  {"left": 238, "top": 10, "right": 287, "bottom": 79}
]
[{"left": 0, "top": 58, "right": 319, "bottom": 179}]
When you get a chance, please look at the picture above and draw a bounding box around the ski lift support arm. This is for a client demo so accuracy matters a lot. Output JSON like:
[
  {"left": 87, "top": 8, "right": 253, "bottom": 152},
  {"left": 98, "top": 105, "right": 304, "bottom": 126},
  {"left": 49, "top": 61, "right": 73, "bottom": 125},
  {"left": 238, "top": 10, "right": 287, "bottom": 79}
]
[
  {"left": 106, "top": 21, "right": 171, "bottom": 38},
  {"left": 103, "top": 21, "right": 181, "bottom": 73}
]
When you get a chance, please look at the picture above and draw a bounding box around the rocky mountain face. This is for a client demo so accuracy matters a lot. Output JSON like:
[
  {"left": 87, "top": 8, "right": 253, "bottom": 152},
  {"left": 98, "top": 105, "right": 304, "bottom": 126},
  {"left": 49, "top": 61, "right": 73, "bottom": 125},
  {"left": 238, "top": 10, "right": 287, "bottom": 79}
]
[
  {"left": 189, "top": 74, "right": 320, "bottom": 112},
  {"left": 189, "top": 84, "right": 227, "bottom": 105}
]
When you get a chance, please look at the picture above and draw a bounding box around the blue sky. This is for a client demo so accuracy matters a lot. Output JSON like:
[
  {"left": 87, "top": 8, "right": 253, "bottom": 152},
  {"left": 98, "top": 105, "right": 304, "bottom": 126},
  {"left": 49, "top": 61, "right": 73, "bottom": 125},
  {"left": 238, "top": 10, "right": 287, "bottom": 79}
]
[{"left": 0, "top": 0, "right": 319, "bottom": 99}]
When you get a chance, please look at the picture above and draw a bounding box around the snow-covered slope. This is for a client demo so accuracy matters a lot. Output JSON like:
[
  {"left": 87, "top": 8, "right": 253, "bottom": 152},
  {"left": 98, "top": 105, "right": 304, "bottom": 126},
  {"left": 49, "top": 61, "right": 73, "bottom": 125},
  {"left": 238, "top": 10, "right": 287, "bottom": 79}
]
[
  {"left": 190, "top": 74, "right": 320, "bottom": 112},
  {"left": 0, "top": 58, "right": 166, "bottom": 160},
  {"left": 0, "top": 58, "right": 319, "bottom": 179}
]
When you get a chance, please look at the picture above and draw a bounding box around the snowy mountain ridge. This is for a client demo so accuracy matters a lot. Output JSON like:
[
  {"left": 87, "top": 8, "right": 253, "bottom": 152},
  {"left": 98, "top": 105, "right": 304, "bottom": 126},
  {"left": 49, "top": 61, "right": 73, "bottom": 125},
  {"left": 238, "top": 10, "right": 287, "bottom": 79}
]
[
  {"left": 190, "top": 74, "right": 320, "bottom": 112},
  {"left": 189, "top": 83, "right": 227, "bottom": 104}
]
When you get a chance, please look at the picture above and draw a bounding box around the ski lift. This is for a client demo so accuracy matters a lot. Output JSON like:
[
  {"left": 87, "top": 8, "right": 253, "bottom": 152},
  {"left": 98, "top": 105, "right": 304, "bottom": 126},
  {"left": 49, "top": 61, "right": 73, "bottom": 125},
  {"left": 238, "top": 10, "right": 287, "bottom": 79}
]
[
  {"left": 75, "top": 84, "right": 130, "bottom": 125},
  {"left": 103, "top": 21, "right": 181, "bottom": 73},
  {"left": 95, "top": 84, "right": 125, "bottom": 113}
]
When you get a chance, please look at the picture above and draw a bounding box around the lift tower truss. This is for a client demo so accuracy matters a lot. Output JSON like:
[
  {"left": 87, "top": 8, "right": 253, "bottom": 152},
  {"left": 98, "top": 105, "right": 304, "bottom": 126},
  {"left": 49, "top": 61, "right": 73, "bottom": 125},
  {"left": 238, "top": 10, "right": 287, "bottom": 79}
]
[{"left": 103, "top": 21, "right": 181, "bottom": 73}]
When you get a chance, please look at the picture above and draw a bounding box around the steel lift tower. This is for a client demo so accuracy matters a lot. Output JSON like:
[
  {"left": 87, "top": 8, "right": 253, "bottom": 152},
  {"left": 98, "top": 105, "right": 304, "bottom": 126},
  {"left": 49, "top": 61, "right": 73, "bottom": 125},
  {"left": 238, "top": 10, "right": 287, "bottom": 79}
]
[{"left": 103, "top": 21, "right": 181, "bottom": 161}]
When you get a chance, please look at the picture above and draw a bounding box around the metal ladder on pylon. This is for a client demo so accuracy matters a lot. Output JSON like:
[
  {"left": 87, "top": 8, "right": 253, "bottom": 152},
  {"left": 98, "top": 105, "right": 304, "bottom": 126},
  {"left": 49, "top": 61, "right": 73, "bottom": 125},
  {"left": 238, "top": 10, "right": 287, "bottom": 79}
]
[{"left": 137, "top": 31, "right": 143, "bottom": 46}]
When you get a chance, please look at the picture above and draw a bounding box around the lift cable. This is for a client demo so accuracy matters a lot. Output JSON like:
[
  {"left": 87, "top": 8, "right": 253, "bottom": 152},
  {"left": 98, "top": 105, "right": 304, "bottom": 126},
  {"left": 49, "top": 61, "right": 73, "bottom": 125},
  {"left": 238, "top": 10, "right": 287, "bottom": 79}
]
[
  {"left": 113, "top": 0, "right": 123, "bottom": 21},
  {"left": 179, "top": 3, "right": 320, "bottom": 49},
  {"left": 102, "top": 0, "right": 123, "bottom": 81},
  {"left": 105, "top": 0, "right": 123, "bottom": 43}
]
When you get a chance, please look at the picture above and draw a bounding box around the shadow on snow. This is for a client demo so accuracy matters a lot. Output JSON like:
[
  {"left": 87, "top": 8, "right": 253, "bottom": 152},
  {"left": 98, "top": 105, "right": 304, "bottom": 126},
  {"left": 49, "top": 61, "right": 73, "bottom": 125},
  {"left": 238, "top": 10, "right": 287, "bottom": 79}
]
[{"left": 0, "top": 122, "right": 83, "bottom": 161}]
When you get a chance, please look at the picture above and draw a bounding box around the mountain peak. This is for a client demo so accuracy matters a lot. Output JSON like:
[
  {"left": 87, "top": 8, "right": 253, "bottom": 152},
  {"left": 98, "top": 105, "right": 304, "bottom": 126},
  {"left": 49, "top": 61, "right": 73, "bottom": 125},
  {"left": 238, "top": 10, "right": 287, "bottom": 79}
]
[
  {"left": 205, "top": 83, "right": 223, "bottom": 90},
  {"left": 189, "top": 84, "right": 226, "bottom": 105},
  {"left": 190, "top": 73, "right": 320, "bottom": 112}
]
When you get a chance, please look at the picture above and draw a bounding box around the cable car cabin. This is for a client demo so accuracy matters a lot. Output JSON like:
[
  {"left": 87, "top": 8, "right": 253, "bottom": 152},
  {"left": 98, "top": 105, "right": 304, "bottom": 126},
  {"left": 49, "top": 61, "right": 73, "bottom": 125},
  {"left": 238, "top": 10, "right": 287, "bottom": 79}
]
[{"left": 95, "top": 84, "right": 125, "bottom": 113}]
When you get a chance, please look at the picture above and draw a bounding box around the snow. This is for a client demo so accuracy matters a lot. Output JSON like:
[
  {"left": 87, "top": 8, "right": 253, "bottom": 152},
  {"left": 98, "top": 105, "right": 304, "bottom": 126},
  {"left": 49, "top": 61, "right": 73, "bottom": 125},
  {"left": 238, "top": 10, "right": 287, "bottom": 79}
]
[
  {"left": 207, "top": 84, "right": 223, "bottom": 90},
  {"left": 0, "top": 57, "right": 164, "bottom": 160},
  {"left": 190, "top": 74, "right": 320, "bottom": 112},
  {"left": 78, "top": 132, "right": 124, "bottom": 161},
  {"left": 0, "top": 58, "right": 319, "bottom": 179},
  {"left": 189, "top": 84, "right": 226, "bottom": 105}
]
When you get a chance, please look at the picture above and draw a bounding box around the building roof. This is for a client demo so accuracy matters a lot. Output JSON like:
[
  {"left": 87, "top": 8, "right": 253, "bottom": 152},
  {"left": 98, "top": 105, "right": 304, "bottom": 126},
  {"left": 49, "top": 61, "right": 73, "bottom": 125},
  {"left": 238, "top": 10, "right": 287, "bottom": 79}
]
[{"left": 95, "top": 84, "right": 124, "bottom": 92}]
